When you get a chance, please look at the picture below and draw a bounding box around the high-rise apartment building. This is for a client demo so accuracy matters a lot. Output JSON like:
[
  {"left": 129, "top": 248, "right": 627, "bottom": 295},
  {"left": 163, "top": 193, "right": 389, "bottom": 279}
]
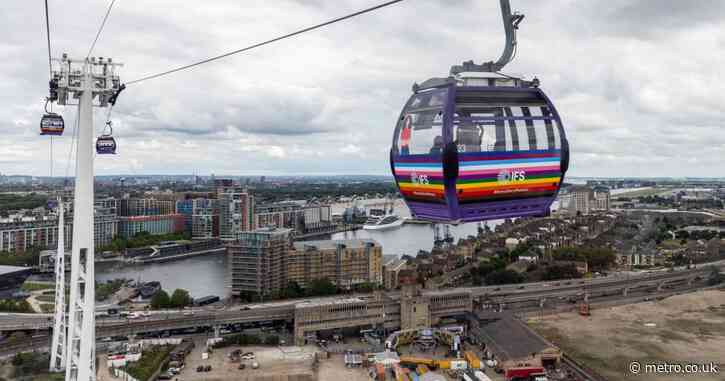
[
  {"left": 228, "top": 230, "right": 383, "bottom": 298},
  {"left": 119, "top": 198, "right": 175, "bottom": 216},
  {"left": 289, "top": 239, "right": 382, "bottom": 289},
  {"left": 254, "top": 202, "right": 332, "bottom": 234},
  {"left": 227, "top": 227, "right": 292, "bottom": 297},
  {"left": 177, "top": 198, "right": 219, "bottom": 239},
  {"left": 0, "top": 201, "right": 118, "bottom": 253},
  {"left": 218, "top": 191, "right": 254, "bottom": 241}
]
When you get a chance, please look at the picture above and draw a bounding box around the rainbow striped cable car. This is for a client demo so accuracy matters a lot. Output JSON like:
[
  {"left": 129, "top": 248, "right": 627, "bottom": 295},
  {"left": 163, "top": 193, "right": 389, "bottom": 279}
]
[{"left": 390, "top": 72, "right": 569, "bottom": 223}]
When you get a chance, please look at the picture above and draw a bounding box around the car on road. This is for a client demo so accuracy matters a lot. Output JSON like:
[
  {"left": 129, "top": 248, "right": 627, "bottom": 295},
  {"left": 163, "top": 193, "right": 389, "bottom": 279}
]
[
  {"left": 241, "top": 353, "right": 255, "bottom": 360},
  {"left": 183, "top": 310, "right": 195, "bottom": 316}
]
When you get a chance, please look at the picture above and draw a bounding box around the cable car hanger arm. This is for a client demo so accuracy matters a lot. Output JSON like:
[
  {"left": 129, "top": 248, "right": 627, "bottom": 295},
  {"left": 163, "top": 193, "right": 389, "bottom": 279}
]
[{"left": 449, "top": 0, "right": 524, "bottom": 75}]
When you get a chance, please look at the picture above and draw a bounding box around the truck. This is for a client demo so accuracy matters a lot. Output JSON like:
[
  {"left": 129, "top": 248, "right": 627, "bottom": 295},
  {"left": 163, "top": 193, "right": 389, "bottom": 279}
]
[{"left": 505, "top": 366, "right": 546, "bottom": 380}]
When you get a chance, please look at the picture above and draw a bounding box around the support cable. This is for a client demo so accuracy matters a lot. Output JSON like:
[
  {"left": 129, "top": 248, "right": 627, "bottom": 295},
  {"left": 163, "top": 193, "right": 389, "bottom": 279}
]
[
  {"left": 126, "top": 0, "right": 404, "bottom": 85},
  {"left": 86, "top": 0, "right": 117, "bottom": 58},
  {"left": 44, "top": 0, "right": 52, "bottom": 78}
]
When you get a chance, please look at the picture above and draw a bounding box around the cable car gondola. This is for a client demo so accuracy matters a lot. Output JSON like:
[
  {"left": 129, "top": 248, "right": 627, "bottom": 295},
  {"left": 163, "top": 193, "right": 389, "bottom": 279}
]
[
  {"left": 96, "top": 122, "right": 117, "bottom": 155},
  {"left": 390, "top": 0, "right": 569, "bottom": 223},
  {"left": 40, "top": 112, "right": 64, "bottom": 136}
]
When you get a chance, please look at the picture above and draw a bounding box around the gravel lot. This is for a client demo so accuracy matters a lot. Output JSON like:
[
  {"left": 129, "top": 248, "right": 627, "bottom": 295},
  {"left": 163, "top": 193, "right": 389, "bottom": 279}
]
[{"left": 530, "top": 289, "right": 725, "bottom": 381}]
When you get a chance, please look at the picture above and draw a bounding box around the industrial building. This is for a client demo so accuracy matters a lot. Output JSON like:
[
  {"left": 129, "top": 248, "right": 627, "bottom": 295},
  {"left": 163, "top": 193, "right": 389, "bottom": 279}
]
[
  {"left": 561, "top": 185, "right": 611, "bottom": 215},
  {"left": 470, "top": 311, "right": 561, "bottom": 374}
]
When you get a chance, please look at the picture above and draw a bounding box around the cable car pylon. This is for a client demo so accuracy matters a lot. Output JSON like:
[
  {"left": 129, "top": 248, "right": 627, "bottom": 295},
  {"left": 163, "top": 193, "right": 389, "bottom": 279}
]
[
  {"left": 49, "top": 197, "right": 66, "bottom": 372},
  {"left": 46, "top": 53, "right": 123, "bottom": 381}
]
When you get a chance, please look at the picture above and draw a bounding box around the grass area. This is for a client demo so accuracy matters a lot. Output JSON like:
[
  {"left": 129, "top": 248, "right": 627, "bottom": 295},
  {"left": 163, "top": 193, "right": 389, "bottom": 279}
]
[
  {"left": 612, "top": 188, "right": 663, "bottom": 198},
  {"left": 36, "top": 295, "right": 55, "bottom": 302},
  {"left": 126, "top": 345, "right": 173, "bottom": 381},
  {"left": 0, "top": 250, "right": 41, "bottom": 267},
  {"left": 21, "top": 282, "right": 54, "bottom": 292},
  {"left": 96, "top": 279, "right": 128, "bottom": 301},
  {"left": 39, "top": 304, "right": 54, "bottom": 313},
  {"left": 99, "top": 231, "right": 191, "bottom": 252},
  {"left": 660, "top": 239, "right": 682, "bottom": 249}
]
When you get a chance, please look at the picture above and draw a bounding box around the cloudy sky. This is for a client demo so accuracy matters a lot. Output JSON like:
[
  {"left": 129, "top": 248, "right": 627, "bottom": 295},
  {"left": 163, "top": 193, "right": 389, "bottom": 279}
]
[{"left": 1, "top": 0, "right": 723, "bottom": 178}]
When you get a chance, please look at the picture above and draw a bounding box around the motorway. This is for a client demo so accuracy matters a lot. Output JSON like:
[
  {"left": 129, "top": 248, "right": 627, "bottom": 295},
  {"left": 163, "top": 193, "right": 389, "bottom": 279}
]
[
  {"left": 0, "top": 263, "right": 718, "bottom": 333},
  {"left": 0, "top": 261, "right": 721, "bottom": 357}
]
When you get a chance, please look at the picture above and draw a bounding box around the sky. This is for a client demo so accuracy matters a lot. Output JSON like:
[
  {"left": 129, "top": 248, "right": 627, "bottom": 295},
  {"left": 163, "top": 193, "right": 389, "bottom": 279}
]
[{"left": 1, "top": 0, "right": 724, "bottom": 178}]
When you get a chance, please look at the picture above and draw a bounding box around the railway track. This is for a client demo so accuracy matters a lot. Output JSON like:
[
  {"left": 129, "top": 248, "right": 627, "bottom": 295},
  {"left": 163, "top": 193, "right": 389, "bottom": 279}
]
[{"left": 561, "top": 354, "right": 608, "bottom": 381}]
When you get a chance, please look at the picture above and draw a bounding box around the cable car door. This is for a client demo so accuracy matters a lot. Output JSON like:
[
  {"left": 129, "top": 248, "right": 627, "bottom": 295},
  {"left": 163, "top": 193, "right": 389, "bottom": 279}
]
[{"left": 391, "top": 86, "right": 455, "bottom": 221}]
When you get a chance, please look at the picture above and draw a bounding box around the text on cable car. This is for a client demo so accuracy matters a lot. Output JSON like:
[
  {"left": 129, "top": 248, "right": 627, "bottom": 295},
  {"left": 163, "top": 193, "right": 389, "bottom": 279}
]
[
  {"left": 411, "top": 172, "right": 430, "bottom": 185},
  {"left": 497, "top": 169, "right": 526, "bottom": 183}
]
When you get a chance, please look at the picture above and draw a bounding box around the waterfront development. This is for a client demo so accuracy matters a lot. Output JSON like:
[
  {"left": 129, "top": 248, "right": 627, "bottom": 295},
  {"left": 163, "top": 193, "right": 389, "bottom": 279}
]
[{"left": 2, "top": 0, "right": 725, "bottom": 380}]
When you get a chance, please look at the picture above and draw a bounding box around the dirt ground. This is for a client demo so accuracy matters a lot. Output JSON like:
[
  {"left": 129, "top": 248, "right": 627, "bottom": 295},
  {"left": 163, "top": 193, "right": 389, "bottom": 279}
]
[{"left": 530, "top": 289, "right": 725, "bottom": 381}]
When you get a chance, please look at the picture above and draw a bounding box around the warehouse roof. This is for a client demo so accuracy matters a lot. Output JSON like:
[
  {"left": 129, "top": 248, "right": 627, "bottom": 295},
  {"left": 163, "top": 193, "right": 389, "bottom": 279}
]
[
  {"left": 0, "top": 265, "right": 31, "bottom": 276},
  {"left": 474, "top": 311, "right": 557, "bottom": 362}
]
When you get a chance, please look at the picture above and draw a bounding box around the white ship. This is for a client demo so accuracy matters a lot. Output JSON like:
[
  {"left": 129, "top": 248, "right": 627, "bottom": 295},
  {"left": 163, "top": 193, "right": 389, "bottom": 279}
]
[{"left": 362, "top": 214, "right": 404, "bottom": 230}]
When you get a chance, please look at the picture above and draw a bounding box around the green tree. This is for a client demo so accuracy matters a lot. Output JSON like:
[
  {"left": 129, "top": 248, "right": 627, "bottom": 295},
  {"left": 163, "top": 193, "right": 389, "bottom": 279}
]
[
  {"left": 170, "top": 289, "right": 193, "bottom": 308},
  {"left": 284, "top": 281, "right": 304, "bottom": 299},
  {"left": 707, "top": 266, "right": 723, "bottom": 286},
  {"left": 542, "top": 264, "right": 581, "bottom": 281},
  {"left": 485, "top": 269, "right": 524, "bottom": 285},
  {"left": 305, "top": 278, "right": 337, "bottom": 297},
  {"left": 150, "top": 290, "right": 171, "bottom": 309},
  {"left": 264, "top": 335, "right": 280, "bottom": 345}
]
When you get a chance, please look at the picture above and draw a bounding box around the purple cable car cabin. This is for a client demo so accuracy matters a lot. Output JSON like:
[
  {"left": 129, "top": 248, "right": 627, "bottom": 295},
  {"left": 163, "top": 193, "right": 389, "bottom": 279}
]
[
  {"left": 390, "top": 73, "right": 569, "bottom": 223},
  {"left": 96, "top": 136, "right": 117, "bottom": 155},
  {"left": 40, "top": 113, "right": 64, "bottom": 136}
]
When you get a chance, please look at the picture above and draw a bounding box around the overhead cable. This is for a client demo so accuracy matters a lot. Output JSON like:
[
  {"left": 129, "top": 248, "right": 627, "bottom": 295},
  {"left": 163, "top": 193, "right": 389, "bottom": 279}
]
[
  {"left": 87, "top": 0, "right": 118, "bottom": 58},
  {"left": 126, "top": 0, "right": 404, "bottom": 85},
  {"left": 44, "top": 0, "right": 53, "bottom": 77}
]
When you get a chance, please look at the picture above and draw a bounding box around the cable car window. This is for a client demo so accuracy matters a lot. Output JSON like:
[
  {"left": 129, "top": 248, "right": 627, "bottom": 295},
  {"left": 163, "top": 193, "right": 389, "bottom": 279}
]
[{"left": 393, "top": 88, "right": 448, "bottom": 156}]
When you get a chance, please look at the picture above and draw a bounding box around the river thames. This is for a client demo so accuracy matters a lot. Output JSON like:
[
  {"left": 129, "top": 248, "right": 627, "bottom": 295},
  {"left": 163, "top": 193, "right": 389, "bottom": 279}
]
[{"left": 97, "top": 200, "right": 497, "bottom": 297}]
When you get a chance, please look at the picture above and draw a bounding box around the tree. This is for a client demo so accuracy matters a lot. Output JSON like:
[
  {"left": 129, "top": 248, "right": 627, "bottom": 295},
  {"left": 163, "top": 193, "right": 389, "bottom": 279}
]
[
  {"left": 264, "top": 335, "right": 280, "bottom": 346},
  {"left": 170, "top": 289, "right": 192, "bottom": 308},
  {"left": 707, "top": 266, "right": 723, "bottom": 286},
  {"left": 284, "top": 281, "right": 304, "bottom": 299},
  {"left": 150, "top": 290, "right": 171, "bottom": 309},
  {"left": 542, "top": 264, "right": 581, "bottom": 281},
  {"left": 305, "top": 278, "right": 337, "bottom": 297},
  {"left": 485, "top": 269, "right": 524, "bottom": 285}
]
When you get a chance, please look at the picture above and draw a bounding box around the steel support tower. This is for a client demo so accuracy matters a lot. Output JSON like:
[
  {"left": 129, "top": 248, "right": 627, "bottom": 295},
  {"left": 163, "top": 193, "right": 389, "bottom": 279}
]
[
  {"left": 50, "top": 198, "right": 66, "bottom": 372},
  {"left": 51, "top": 54, "right": 123, "bottom": 381}
]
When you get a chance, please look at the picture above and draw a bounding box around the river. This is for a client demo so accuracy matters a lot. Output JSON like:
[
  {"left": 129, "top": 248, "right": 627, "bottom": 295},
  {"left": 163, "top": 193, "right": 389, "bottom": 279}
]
[{"left": 97, "top": 200, "right": 498, "bottom": 298}]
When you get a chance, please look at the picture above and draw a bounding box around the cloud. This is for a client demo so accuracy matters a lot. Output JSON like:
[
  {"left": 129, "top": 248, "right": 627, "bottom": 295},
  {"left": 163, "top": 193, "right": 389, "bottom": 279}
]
[{"left": 0, "top": 0, "right": 723, "bottom": 177}]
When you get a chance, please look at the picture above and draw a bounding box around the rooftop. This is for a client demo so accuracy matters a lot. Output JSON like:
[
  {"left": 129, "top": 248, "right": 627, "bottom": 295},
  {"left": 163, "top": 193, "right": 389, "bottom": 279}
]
[
  {"left": 0, "top": 265, "right": 32, "bottom": 276},
  {"left": 474, "top": 312, "right": 556, "bottom": 361}
]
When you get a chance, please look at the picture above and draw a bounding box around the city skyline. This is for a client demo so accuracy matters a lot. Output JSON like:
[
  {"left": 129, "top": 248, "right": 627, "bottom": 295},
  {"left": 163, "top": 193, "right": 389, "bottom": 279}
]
[{"left": 2, "top": 0, "right": 724, "bottom": 178}]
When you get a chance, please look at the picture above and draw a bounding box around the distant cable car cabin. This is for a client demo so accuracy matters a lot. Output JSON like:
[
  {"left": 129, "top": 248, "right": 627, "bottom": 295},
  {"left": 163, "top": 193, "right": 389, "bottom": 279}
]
[
  {"left": 40, "top": 113, "right": 64, "bottom": 136},
  {"left": 390, "top": 0, "right": 570, "bottom": 223},
  {"left": 96, "top": 135, "right": 117, "bottom": 155},
  {"left": 96, "top": 121, "right": 117, "bottom": 155}
]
